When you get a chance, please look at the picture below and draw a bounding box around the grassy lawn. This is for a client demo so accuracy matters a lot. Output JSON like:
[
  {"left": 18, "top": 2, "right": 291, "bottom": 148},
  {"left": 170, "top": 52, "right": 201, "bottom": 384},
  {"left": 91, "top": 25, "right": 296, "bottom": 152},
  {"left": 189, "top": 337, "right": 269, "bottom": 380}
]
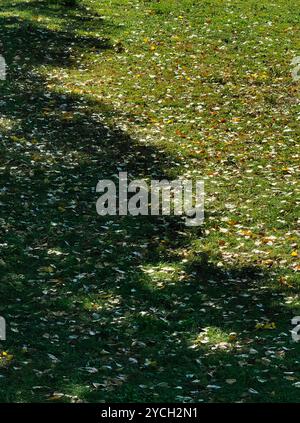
[{"left": 0, "top": 0, "right": 299, "bottom": 403}]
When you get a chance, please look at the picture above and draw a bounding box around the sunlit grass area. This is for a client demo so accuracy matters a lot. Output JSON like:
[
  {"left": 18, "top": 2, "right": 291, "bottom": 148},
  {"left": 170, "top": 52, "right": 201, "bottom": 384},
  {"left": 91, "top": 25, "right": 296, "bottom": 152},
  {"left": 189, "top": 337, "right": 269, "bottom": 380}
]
[{"left": 0, "top": 0, "right": 299, "bottom": 403}]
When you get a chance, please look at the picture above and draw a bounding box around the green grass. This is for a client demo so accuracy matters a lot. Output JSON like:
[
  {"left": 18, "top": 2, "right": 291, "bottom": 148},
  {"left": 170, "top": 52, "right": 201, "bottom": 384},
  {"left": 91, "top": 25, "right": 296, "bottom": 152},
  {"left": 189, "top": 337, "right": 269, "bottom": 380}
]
[{"left": 0, "top": 0, "right": 299, "bottom": 403}]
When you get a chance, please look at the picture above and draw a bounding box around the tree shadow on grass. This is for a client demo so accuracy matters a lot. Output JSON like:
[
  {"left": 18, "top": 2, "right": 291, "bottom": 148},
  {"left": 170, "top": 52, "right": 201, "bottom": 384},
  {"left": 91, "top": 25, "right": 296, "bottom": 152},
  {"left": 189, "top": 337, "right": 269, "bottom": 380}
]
[
  {"left": 1, "top": 17, "right": 112, "bottom": 71},
  {"left": 0, "top": 3, "right": 299, "bottom": 404}
]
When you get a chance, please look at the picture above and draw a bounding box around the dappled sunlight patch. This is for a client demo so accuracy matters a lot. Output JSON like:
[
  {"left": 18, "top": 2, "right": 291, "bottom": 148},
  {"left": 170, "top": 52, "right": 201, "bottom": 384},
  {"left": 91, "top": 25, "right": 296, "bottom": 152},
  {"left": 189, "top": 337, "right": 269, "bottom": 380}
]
[
  {"left": 0, "top": 117, "right": 16, "bottom": 132},
  {"left": 83, "top": 292, "right": 122, "bottom": 312},
  {"left": 0, "top": 351, "right": 13, "bottom": 368},
  {"left": 47, "top": 383, "right": 89, "bottom": 403},
  {"left": 190, "top": 327, "right": 237, "bottom": 352},
  {"left": 140, "top": 263, "right": 187, "bottom": 288},
  {"left": 284, "top": 295, "right": 300, "bottom": 312}
]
